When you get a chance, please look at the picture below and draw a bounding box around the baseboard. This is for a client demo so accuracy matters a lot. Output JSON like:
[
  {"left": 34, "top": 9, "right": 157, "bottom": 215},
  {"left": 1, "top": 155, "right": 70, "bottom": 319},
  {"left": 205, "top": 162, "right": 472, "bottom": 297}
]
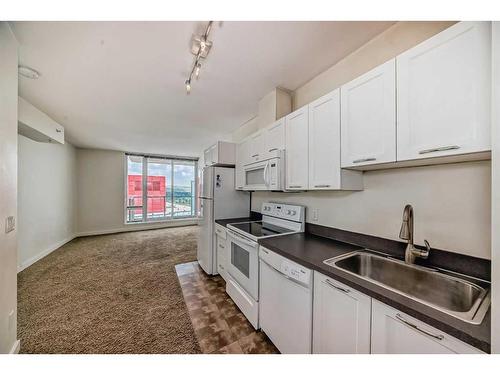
[
  {"left": 77, "top": 220, "right": 198, "bottom": 237},
  {"left": 18, "top": 235, "right": 77, "bottom": 273},
  {"left": 17, "top": 220, "right": 199, "bottom": 272},
  {"left": 9, "top": 340, "right": 20, "bottom": 354}
]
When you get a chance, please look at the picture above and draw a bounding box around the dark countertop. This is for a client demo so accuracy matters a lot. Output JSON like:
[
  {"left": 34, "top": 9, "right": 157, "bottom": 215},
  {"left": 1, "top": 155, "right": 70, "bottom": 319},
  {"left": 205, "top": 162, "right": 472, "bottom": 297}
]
[
  {"left": 258, "top": 232, "right": 491, "bottom": 353},
  {"left": 215, "top": 211, "right": 262, "bottom": 228},
  {"left": 215, "top": 217, "right": 257, "bottom": 228}
]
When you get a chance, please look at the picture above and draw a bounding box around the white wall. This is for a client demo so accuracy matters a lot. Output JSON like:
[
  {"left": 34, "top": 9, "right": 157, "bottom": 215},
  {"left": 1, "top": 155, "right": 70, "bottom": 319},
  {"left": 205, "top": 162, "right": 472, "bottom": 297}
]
[
  {"left": 77, "top": 148, "right": 198, "bottom": 236},
  {"left": 490, "top": 21, "right": 499, "bottom": 354},
  {"left": 0, "top": 22, "right": 19, "bottom": 354},
  {"left": 241, "top": 21, "right": 492, "bottom": 260},
  {"left": 17, "top": 135, "right": 77, "bottom": 271}
]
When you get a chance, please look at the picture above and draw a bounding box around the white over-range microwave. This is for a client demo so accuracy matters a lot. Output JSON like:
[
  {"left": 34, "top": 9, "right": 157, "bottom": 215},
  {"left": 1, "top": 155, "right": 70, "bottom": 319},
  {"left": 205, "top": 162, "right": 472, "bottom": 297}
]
[{"left": 242, "top": 151, "right": 285, "bottom": 191}]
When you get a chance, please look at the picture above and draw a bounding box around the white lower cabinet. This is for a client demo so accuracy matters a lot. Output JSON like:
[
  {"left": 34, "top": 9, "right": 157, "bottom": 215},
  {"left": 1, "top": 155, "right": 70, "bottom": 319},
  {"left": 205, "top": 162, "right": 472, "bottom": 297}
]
[
  {"left": 312, "top": 273, "right": 484, "bottom": 354},
  {"left": 313, "top": 271, "right": 371, "bottom": 353},
  {"left": 371, "top": 300, "right": 484, "bottom": 354},
  {"left": 214, "top": 224, "right": 228, "bottom": 281}
]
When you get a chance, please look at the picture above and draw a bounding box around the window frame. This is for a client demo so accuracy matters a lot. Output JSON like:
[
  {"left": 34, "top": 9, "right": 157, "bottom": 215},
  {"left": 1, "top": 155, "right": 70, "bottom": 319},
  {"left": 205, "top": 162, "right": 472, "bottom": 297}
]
[{"left": 124, "top": 153, "right": 198, "bottom": 224}]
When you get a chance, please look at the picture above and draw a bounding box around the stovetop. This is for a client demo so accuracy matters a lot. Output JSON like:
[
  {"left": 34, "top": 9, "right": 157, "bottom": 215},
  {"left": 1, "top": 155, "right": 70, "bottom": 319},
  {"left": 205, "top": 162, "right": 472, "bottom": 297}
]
[{"left": 228, "top": 221, "right": 295, "bottom": 239}]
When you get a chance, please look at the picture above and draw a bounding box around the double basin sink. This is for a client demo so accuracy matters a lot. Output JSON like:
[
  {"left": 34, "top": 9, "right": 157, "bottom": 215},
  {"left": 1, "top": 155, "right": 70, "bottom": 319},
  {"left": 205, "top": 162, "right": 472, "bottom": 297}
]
[{"left": 324, "top": 250, "right": 490, "bottom": 325}]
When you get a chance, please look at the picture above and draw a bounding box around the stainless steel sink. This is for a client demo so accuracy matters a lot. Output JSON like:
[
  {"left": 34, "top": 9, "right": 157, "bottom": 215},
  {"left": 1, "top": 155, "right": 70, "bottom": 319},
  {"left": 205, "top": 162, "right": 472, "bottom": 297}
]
[{"left": 324, "top": 251, "right": 490, "bottom": 324}]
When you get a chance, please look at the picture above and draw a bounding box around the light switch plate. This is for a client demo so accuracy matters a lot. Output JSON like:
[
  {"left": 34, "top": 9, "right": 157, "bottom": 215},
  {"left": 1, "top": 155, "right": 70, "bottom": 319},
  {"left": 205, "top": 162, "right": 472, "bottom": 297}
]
[{"left": 5, "top": 216, "right": 15, "bottom": 233}]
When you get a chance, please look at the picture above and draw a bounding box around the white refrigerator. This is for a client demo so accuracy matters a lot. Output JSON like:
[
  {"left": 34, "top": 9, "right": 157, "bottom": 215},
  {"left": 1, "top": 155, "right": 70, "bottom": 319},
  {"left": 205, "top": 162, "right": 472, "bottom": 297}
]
[{"left": 197, "top": 166, "right": 250, "bottom": 275}]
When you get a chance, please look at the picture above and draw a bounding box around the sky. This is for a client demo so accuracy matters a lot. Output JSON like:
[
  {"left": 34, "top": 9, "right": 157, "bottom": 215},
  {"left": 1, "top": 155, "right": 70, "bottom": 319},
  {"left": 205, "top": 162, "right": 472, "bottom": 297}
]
[{"left": 128, "top": 159, "right": 195, "bottom": 187}]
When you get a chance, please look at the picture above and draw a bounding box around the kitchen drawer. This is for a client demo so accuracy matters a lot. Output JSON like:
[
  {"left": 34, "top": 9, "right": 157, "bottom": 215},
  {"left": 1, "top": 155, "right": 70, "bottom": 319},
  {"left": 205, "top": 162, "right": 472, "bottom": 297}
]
[{"left": 214, "top": 223, "right": 227, "bottom": 240}]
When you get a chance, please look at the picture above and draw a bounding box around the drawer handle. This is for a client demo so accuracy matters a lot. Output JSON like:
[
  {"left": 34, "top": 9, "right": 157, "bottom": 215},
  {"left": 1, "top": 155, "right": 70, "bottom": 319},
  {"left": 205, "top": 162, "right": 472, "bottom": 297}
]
[
  {"left": 418, "top": 145, "right": 460, "bottom": 155},
  {"left": 261, "top": 248, "right": 269, "bottom": 254},
  {"left": 251, "top": 154, "right": 259, "bottom": 157},
  {"left": 219, "top": 265, "right": 224, "bottom": 270},
  {"left": 288, "top": 185, "right": 303, "bottom": 189},
  {"left": 56, "top": 129, "right": 63, "bottom": 133},
  {"left": 314, "top": 184, "right": 330, "bottom": 188},
  {"left": 325, "top": 279, "right": 350, "bottom": 293},
  {"left": 353, "top": 157, "right": 376, "bottom": 164},
  {"left": 268, "top": 148, "right": 278, "bottom": 152},
  {"left": 395, "top": 314, "right": 444, "bottom": 340}
]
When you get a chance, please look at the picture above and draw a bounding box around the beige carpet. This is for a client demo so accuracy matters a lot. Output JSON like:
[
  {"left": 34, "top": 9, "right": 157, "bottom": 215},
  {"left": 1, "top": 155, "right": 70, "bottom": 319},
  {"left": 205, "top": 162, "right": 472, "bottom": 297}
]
[{"left": 17, "top": 226, "right": 202, "bottom": 354}]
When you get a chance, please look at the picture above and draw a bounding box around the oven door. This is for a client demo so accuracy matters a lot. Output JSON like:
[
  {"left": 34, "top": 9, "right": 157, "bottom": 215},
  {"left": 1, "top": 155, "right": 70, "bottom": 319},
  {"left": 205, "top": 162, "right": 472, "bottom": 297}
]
[
  {"left": 226, "top": 230, "right": 259, "bottom": 300},
  {"left": 243, "top": 160, "right": 269, "bottom": 191}
]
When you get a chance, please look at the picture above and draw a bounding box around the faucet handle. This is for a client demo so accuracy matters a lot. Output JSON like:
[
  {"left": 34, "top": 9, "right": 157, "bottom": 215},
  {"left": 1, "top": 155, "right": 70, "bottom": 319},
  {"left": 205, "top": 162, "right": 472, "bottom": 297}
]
[{"left": 422, "top": 239, "right": 431, "bottom": 258}]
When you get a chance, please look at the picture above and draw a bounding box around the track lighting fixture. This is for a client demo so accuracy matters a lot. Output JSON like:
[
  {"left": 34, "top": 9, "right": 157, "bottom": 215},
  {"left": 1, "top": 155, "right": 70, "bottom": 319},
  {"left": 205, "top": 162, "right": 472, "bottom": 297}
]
[{"left": 185, "top": 21, "right": 214, "bottom": 94}]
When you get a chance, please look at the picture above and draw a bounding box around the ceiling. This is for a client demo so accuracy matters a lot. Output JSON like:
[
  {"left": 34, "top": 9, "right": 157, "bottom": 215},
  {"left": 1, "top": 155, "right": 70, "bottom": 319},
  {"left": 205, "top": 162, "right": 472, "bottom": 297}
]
[{"left": 11, "top": 21, "right": 395, "bottom": 157}]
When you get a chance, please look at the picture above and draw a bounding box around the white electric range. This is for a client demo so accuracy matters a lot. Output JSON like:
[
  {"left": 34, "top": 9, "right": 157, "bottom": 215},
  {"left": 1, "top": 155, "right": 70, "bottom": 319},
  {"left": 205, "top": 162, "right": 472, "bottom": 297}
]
[{"left": 225, "top": 202, "right": 305, "bottom": 329}]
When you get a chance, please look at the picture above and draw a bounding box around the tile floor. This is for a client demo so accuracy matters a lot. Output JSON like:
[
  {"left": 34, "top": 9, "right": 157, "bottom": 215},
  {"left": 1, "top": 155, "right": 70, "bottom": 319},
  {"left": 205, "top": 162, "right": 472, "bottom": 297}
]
[{"left": 175, "top": 261, "right": 279, "bottom": 354}]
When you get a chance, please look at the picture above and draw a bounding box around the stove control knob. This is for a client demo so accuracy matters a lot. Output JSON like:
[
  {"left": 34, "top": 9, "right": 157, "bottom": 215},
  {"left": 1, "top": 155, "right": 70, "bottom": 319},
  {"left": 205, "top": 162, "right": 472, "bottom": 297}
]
[
  {"left": 286, "top": 210, "right": 292, "bottom": 215},
  {"left": 291, "top": 210, "right": 297, "bottom": 215}
]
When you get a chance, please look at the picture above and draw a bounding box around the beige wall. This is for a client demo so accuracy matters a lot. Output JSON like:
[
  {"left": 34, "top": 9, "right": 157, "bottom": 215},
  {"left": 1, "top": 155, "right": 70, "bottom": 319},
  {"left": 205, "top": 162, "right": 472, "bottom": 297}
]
[
  {"left": 253, "top": 161, "right": 491, "bottom": 259},
  {"left": 248, "top": 21, "right": 491, "bottom": 259},
  {"left": 18, "top": 135, "right": 77, "bottom": 271},
  {"left": 0, "top": 22, "right": 19, "bottom": 354},
  {"left": 76, "top": 148, "right": 198, "bottom": 236}
]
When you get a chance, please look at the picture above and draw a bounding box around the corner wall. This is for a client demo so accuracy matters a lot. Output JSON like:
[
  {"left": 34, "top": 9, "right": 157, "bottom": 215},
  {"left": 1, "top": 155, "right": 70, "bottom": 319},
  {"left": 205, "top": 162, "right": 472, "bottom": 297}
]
[
  {"left": 490, "top": 21, "right": 499, "bottom": 354},
  {"left": 17, "top": 135, "right": 78, "bottom": 271},
  {"left": 0, "top": 22, "right": 19, "bottom": 354}
]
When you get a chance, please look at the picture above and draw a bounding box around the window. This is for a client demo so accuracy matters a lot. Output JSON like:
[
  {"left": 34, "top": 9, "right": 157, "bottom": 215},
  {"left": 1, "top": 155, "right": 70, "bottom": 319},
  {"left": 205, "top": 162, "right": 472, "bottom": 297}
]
[{"left": 126, "top": 154, "right": 197, "bottom": 223}]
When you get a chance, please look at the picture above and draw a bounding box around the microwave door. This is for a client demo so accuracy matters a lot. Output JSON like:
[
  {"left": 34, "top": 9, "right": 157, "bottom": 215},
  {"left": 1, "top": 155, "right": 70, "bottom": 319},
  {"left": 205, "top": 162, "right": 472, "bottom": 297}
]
[{"left": 244, "top": 161, "right": 268, "bottom": 190}]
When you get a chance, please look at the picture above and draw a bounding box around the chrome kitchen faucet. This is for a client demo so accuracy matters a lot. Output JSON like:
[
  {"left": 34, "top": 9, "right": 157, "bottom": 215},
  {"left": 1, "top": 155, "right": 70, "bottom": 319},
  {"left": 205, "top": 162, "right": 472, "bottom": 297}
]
[{"left": 399, "top": 204, "right": 431, "bottom": 264}]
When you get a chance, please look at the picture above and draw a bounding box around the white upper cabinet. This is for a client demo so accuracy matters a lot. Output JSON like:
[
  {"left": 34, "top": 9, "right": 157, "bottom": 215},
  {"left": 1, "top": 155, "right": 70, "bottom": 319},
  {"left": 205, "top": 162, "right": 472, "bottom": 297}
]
[
  {"left": 397, "top": 21, "right": 491, "bottom": 161},
  {"left": 341, "top": 59, "right": 396, "bottom": 168},
  {"left": 264, "top": 118, "right": 285, "bottom": 158},
  {"left": 249, "top": 131, "right": 266, "bottom": 163},
  {"left": 313, "top": 272, "right": 371, "bottom": 354},
  {"left": 308, "top": 90, "right": 363, "bottom": 190},
  {"left": 203, "top": 141, "right": 236, "bottom": 166},
  {"left": 285, "top": 106, "right": 309, "bottom": 190},
  {"left": 309, "top": 90, "right": 340, "bottom": 189},
  {"left": 203, "top": 144, "right": 216, "bottom": 166},
  {"left": 371, "top": 300, "right": 484, "bottom": 354},
  {"left": 235, "top": 139, "right": 249, "bottom": 190}
]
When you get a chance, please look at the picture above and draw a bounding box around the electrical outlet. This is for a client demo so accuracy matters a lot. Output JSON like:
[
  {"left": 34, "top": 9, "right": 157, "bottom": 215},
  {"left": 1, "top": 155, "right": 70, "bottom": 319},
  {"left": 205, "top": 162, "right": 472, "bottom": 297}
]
[
  {"left": 5, "top": 216, "right": 15, "bottom": 233},
  {"left": 312, "top": 209, "right": 319, "bottom": 222}
]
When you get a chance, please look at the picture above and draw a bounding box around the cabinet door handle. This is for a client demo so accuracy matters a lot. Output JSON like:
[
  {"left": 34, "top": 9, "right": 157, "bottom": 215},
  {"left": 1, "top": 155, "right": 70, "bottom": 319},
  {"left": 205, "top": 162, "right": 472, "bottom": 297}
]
[
  {"left": 219, "top": 265, "right": 224, "bottom": 270},
  {"left": 218, "top": 244, "right": 225, "bottom": 249},
  {"left": 268, "top": 148, "right": 278, "bottom": 152},
  {"left": 325, "top": 279, "right": 350, "bottom": 293},
  {"left": 251, "top": 154, "right": 259, "bottom": 157},
  {"left": 56, "top": 129, "right": 63, "bottom": 133},
  {"left": 353, "top": 157, "right": 376, "bottom": 164},
  {"left": 395, "top": 314, "right": 444, "bottom": 340},
  {"left": 261, "top": 248, "right": 269, "bottom": 254},
  {"left": 418, "top": 145, "right": 460, "bottom": 155},
  {"left": 314, "top": 184, "right": 331, "bottom": 188},
  {"left": 288, "top": 185, "right": 303, "bottom": 189}
]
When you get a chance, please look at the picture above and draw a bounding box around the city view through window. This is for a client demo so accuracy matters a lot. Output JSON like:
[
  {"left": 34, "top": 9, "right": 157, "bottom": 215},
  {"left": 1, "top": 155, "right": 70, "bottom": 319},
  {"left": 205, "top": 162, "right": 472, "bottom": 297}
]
[{"left": 126, "top": 155, "right": 196, "bottom": 223}]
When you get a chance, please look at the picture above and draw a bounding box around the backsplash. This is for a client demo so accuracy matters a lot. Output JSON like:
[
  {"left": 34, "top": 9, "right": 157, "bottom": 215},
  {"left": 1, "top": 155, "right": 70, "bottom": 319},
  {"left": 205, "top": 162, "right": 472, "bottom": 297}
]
[{"left": 252, "top": 160, "right": 491, "bottom": 260}]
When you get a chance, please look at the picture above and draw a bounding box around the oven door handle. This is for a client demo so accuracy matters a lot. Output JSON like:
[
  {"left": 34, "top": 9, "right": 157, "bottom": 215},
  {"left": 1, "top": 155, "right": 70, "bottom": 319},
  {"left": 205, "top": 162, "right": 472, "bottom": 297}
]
[{"left": 227, "top": 229, "right": 258, "bottom": 248}]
